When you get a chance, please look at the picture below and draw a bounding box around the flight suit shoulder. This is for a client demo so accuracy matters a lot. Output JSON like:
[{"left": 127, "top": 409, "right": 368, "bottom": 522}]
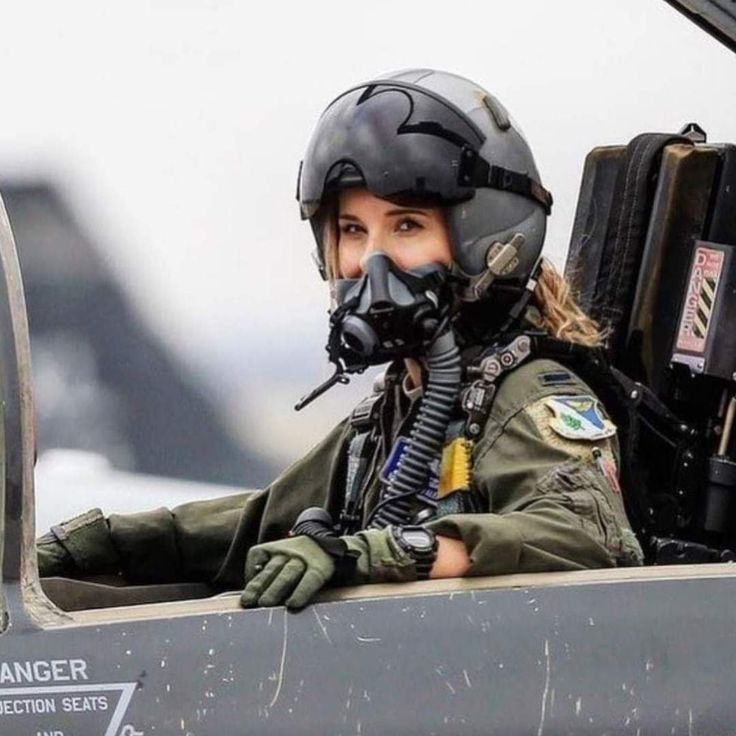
[
  {"left": 476, "top": 357, "right": 600, "bottom": 458},
  {"left": 463, "top": 355, "right": 642, "bottom": 568}
]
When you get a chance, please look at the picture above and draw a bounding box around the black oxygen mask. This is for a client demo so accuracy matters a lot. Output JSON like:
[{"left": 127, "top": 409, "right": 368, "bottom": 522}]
[
  {"left": 331, "top": 252, "right": 449, "bottom": 367},
  {"left": 295, "top": 252, "right": 451, "bottom": 410}
]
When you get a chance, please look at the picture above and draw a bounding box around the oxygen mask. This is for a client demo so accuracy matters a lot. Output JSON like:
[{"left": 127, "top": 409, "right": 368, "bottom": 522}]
[
  {"left": 296, "top": 252, "right": 451, "bottom": 410},
  {"left": 333, "top": 253, "right": 449, "bottom": 365}
]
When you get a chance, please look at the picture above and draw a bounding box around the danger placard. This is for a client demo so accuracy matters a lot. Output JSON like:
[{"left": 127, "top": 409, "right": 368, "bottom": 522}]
[
  {"left": 0, "top": 658, "right": 139, "bottom": 736},
  {"left": 676, "top": 245, "right": 725, "bottom": 354}
]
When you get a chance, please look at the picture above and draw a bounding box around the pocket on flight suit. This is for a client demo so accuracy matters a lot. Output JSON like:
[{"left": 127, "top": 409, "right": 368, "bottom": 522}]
[{"left": 538, "top": 459, "right": 629, "bottom": 562}]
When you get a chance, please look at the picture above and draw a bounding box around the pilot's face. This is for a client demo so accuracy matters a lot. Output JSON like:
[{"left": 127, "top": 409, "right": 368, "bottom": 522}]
[{"left": 336, "top": 188, "right": 452, "bottom": 278}]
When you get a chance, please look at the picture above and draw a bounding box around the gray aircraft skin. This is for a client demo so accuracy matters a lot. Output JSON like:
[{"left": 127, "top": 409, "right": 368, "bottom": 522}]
[{"left": 1, "top": 3, "right": 736, "bottom": 734}]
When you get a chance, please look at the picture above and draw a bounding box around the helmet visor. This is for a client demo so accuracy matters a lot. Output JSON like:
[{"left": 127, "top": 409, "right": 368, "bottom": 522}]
[{"left": 298, "top": 81, "right": 486, "bottom": 219}]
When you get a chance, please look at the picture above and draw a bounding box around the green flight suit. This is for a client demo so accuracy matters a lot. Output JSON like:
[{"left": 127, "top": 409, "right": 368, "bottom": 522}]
[{"left": 37, "top": 357, "right": 643, "bottom": 587}]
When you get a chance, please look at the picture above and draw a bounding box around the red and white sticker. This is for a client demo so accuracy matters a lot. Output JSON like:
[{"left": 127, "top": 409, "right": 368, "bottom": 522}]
[{"left": 676, "top": 245, "right": 725, "bottom": 354}]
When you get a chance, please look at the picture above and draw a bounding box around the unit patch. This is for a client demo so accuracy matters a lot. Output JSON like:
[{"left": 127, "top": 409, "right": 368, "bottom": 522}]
[
  {"left": 525, "top": 396, "right": 618, "bottom": 463},
  {"left": 543, "top": 395, "right": 616, "bottom": 441}
]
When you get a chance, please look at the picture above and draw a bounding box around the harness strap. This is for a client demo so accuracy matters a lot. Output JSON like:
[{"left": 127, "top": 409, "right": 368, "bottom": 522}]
[
  {"left": 460, "top": 334, "right": 533, "bottom": 438},
  {"left": 339, "top": 392, "right": 383, "bottom": 533}
]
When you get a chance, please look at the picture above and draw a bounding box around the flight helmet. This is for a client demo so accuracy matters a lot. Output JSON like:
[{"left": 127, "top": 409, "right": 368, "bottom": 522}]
[{"left": 297, "top": 68, "right": 552, "bottom": 300}]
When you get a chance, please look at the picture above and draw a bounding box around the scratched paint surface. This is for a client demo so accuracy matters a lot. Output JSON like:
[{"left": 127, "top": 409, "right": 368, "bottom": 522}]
[{"left": 0, "top": 576, "right": 735, "bottom": 735}]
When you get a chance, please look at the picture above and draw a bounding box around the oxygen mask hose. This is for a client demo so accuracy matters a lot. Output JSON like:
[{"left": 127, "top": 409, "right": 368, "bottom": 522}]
[{"left": 367, "top": 328, "right": 462, "bottom": 529}]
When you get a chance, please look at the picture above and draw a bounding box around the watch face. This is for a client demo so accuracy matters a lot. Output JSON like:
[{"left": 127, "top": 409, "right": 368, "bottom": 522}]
[{"left": 403, "top": 529, "right": 433, "bottom": 552}]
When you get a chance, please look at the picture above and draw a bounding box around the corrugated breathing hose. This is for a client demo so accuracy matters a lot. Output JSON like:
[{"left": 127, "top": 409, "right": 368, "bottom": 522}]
[{"left": 367, "top": 329, "right": 461, "bottom": 529}]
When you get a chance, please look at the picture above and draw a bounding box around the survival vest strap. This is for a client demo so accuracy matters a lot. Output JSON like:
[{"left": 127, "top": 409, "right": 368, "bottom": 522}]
[
  {"left": 458, "top": 333, "right": 533, "bottom": 439},
  {"left": 340, "top": 391, "right": 383, "bottom": 534}
]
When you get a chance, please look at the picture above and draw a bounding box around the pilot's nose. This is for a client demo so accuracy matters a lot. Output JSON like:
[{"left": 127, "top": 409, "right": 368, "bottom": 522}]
[{"left": 358, "top": 233, "right": 389, "bottom": 274}]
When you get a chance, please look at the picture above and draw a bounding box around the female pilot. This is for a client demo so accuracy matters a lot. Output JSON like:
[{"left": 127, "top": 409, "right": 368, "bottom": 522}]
[{"left": 38, "top": 69, "right": 643, "bottom": 608}]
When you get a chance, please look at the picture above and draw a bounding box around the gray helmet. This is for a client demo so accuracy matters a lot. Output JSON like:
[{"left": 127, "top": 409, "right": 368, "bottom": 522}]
[{"left": 297, "top": 68, "right": 552, "bottom": 299}]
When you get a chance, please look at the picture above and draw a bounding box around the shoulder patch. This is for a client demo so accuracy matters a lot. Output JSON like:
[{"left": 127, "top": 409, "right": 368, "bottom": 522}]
[
  {"left": 525, "top": 396, "right": 618, "bottom": 463},
  {"left": 543, "top": 395, "right": 616, "bottom": 441}
]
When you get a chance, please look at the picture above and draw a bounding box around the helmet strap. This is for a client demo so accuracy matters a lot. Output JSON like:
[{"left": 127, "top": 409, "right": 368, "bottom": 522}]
[
  {"left": 497, "top": 256, "right": 543, "bottom": 334},
  {"left": 458, "top": 148, "right": 553, "bottom": 214}
]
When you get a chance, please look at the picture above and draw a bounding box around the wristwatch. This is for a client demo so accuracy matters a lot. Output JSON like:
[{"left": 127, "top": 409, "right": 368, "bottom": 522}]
[{"left": 391, "top": 525, "right": 438, "bottom": 580}]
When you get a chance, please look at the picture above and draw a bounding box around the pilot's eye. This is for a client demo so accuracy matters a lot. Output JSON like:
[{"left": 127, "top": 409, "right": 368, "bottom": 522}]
[
  {"left": 397, "top": 217, "right": 422, "bottom": 233},
  {"left": 340, "top": 223, "right": 365, "bottom": 236}
]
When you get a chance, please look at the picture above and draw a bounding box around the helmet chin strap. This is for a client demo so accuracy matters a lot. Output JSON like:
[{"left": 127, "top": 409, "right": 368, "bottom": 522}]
[
  {"left": 496, "top": 256, "right": 543, "bottom": 334},
  {"left": 449, "top": 245, "right": 543, "bottom": 348}
]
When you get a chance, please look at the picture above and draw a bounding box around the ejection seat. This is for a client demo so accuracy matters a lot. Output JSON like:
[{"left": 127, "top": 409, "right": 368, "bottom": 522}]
[{"left": 564, "top": 124, "right": 736, "bottom": 564}]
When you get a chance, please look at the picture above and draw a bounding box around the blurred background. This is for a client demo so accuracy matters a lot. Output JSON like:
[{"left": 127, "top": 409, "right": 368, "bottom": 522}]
[{"left": 1, "top": 0, "right": 734, "bottom": 528}]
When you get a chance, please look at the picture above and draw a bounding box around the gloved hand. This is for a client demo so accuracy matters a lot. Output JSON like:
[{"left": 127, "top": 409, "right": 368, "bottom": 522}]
[
  {"left": 241, "top": 536, "right": 337, "bottom": 610},
  {"left": 241, "top": 528, "right": 417, "bottom": 610}
]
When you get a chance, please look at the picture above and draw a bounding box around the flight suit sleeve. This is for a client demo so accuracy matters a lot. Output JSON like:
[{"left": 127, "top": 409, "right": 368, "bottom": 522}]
[
  {"left": 36, "top": 492, "right": 257, "bottom": 583},
  {"left": 37, "top": 417, "right": 353, "bottom": 585},
  {"left": 107, "top": 492, "right": 262, "bottom": 583},
  {"left": 427, "top": 359, "right": 644, "bottom": 576}
]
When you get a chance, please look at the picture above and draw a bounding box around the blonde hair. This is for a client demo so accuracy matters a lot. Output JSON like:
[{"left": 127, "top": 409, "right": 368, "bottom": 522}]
[
  {"left": 323, "top": 201, "right": 341, "bottom": 285},
  {"left": 531, "top": 258, "right": 606, "bottom": 347},
  {"left": 321, "top": 204, "right": 604, "bottom": 348}
]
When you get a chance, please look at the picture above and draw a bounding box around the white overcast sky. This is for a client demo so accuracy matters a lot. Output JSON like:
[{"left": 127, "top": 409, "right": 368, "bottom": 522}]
[{"left": 0, "top": 0, "right": 735, "bottom": 445}]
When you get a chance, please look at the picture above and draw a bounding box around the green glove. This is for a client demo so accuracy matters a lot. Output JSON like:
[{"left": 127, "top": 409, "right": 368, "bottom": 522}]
[
  {"left": 241, "top": 536, "right": 337, "bottom": 610},
  {"left": 241, "top": 528, "right": 418, "bottom": 611}
]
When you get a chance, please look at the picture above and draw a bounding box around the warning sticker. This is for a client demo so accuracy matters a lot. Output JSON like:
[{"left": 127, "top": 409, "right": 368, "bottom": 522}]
[
  {"left": 676, "top": 245, "right": 725, "bottom": 354},
  {"left": 0, "top": 658, "right": 140, "bottom": 736}
]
